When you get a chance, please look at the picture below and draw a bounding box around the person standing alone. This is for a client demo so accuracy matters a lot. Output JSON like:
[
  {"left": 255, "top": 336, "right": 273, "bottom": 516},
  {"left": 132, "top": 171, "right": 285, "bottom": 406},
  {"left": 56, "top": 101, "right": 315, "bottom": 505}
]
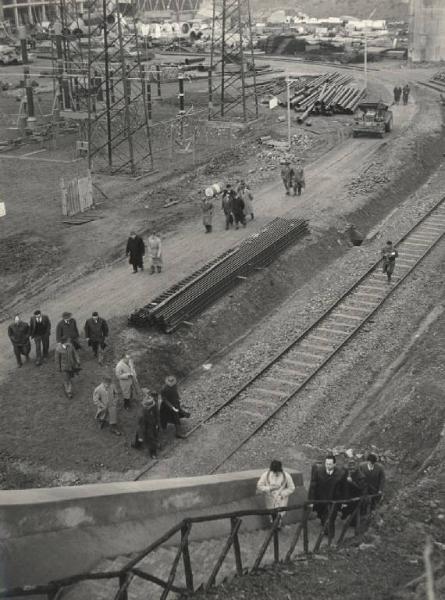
[
  {"left": 126, "top": 231, "right": 145, "bottom": 274},
  {"left": 30, "top": 309, "right": 51, "bottom": 366},
  {"left": 381, "top": 240, "right": 398, "bottom": 284}
]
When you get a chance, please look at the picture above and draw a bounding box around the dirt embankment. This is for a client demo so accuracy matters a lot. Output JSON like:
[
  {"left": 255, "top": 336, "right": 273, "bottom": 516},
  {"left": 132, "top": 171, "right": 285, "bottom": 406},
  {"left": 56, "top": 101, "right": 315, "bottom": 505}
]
[{"left": 193, "top": 306, "right": 445, "bottom": 600}]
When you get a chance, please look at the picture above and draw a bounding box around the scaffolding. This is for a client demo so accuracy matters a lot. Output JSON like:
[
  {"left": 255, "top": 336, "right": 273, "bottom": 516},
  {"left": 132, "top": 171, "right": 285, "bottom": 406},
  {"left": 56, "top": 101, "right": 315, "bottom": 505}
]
[
  {"left": 55, "top": 0, "right": 153, "bottom": 175},
  {"left": 208, "top": 0, "right": 258, "bottom": 122}
]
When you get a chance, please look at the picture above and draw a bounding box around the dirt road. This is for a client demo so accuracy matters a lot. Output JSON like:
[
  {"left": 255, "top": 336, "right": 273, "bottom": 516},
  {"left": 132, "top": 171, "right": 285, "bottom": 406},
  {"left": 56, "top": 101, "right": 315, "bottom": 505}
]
[{"left": 0, "top": 99, "right": 416, "bottom": 383}]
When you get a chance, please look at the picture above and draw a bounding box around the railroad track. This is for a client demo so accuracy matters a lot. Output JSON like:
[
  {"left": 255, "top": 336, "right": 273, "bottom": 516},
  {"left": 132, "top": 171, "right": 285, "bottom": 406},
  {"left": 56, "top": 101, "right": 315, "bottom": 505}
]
[{"left": 135, "top": 196, "right": 445, "bottom": 481}]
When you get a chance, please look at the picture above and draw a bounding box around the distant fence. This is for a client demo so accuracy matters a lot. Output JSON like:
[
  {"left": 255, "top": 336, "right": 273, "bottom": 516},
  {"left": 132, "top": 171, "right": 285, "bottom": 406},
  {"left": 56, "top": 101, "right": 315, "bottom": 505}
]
[{"left": 60, "top": 171, "right": 93, "bottom": 216}]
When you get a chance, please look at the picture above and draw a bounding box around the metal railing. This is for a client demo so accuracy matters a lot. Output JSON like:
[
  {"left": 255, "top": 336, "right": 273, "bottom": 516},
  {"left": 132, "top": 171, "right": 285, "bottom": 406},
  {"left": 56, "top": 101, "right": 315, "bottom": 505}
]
[{"left": 0, "top": 494, "right": 380, "bottom": 600}]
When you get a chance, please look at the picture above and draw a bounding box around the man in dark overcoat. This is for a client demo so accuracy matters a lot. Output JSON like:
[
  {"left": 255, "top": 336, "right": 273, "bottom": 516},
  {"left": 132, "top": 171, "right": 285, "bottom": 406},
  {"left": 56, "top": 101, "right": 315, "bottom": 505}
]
[
  {"left": 126, "top": 231, "right": 145, "bottom": 273},
  {"left": 30, "top": 309, "right": 51, "bottom": 366},
  {"left": 84, "top": 311, "right": 109, "bottom": 364},
  {"left": 358, "top": 453, "right": 385, "bottom": 510},
  {"left": 56, "top": 312, "right": 81, "bottom": 349},
  {"left": 8, "top": 315, "right": 31, "bottom": 367},
  {"left": 308, "top": 454, "right": 347, "bottom": 538},
  {"left": 160, "top": 375, "right": 189, "bottom": 439}
]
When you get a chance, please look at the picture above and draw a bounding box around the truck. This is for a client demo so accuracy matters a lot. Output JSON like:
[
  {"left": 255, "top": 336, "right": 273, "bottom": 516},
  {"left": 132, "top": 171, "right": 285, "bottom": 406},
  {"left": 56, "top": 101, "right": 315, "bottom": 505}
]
[{"left": 352, "top": 101, "right": 393, "bottom": 138}]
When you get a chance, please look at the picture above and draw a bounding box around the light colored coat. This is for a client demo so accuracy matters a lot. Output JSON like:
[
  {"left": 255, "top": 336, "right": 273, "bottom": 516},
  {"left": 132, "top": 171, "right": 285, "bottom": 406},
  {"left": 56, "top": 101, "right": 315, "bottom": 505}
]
[
  {"left": 147, "top": 235, "right": 162, "bottom": 267},
  {"left": 93, "top": 382, "right": 118, "bottom": 424},
  {"left": 202, "top": 199, "right": 214, "bottom": 226},
  {"left": 115, "top": 358, "right": 136, "bottom": 397},
  {"left": 257, "top": 470, "right": 295, "bottom": 510}
]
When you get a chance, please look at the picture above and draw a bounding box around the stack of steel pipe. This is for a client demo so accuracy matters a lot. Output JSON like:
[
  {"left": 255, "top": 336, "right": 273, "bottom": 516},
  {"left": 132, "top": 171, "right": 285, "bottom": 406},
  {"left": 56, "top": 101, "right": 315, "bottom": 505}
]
[
  {"left": 129, "top": 218, "right": 309, "bottom": 333},
  {"left": 280, "top": 70, "right": 365, "bottom": 122}
]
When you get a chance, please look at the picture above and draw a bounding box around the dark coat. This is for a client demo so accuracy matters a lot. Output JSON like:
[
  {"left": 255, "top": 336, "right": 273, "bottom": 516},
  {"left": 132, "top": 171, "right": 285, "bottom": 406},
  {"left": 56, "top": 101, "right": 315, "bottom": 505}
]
[
  {"left": 84, "top": 317, "right": 109, "bottom": 342},
  {"left": 137, "top": 406, "right": 159, "bottom": 451},
  {"left": 358, "top": 462, "right": 385, "bottom": 495},
  {"left": 8, "top": 321, "right": 30, "bottom": 346},
  {"left": 56, "top": 318, "right": 80, "bottom": 343},
  {"left": 126, "top": 235, "right": 145, "bottom": 267},
  {"left": 231, "top": 195, "right": 245, "bottom": 216},
  {"left": 30, "top": 314, "right": 51, "bottom": 338},
  {"left": 221, "top": 190, "right": 235, "bottom": 215},
  {"left": 308, "top": 464, "right": 347, "bottom": 503},
  {"left": 160, "top": 383, "right": 182, "bottom": 428}
]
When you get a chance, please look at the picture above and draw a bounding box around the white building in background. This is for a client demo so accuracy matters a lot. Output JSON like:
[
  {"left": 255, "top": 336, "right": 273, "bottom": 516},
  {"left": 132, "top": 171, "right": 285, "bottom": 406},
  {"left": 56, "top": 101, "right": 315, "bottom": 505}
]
[{"left": 409, "top": 0, "right": 445, "bottom": 62}]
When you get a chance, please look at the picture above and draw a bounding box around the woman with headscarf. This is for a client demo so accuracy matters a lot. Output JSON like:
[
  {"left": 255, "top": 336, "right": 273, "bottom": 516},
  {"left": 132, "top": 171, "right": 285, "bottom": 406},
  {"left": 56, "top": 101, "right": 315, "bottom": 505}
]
[
  {"left": 201, "top": 195, "right": 214, "bottom": 233},
  {"left": 160, "top": 375, "right": 190, "bottom": 439},
  {"left": 256, "top": 460, "right": 295, "bottom": 527},
  {"left": 133, "top": 388, "right": 160, "bottom": 458}
]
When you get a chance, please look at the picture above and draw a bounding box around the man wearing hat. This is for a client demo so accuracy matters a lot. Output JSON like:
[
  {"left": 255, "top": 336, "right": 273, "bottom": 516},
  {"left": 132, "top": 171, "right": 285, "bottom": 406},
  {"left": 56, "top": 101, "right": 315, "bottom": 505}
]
[
  {"left": 56, "top": 312, "right": 81, "bottom": 350},
  {"left": 84, "top": 311, "right": 109, "bottom": 365},
  {"left": 29, "top": 309, "right": 51, "bottom": 366},
  {"left": 93, "top": 375, "right": 121, "bottom": 436},
  {"left": 133, "top": 388, "right": 159, "bottom": 458},
  {"left": 126, "top": 231, "right": 145, "bottom": 274},
  {"left": 54, "top": 337, "right": 81, "bottom": 399},
  {"left": 280, "top": 159, "right": 292, "bottom": 195},
  {"left": 160, "top": 375, "right": 189, "bottom": 439},
  {"left": 7, "top": 315, "right": 31, "bottom": 368}
]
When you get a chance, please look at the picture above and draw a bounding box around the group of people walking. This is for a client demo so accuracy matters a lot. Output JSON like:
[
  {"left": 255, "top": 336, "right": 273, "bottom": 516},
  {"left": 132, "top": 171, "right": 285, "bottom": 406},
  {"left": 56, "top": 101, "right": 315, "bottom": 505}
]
[
  {"left": 201, "top": 180, "right": 255, "bottom": 234},
  {"left": 280, "top": 159, "right": 306, "bottom": 196},
  {"left": 393, "top": 84, "right": 410, "bottom": 106},
  {"left": 8, "top": 310, "right": 108, "bottom": 395},
  {"left": 257, "top": 453, "right": 385, "bottom": 533},
  {"left": 7, "top": 310, "right": 190, "bottom": 454},
  {"left": 94, "top": 364, "right": 190, "bottom": 456}
]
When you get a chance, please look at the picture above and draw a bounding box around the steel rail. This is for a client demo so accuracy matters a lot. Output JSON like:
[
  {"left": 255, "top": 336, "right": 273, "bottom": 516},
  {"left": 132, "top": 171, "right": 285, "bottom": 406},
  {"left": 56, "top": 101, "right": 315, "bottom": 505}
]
[
  {"left": 134, "top": 195, "right": 445, "bottom": 481},
  {"left": 204, "top": 196, "right": 445, "bottom": 473}
]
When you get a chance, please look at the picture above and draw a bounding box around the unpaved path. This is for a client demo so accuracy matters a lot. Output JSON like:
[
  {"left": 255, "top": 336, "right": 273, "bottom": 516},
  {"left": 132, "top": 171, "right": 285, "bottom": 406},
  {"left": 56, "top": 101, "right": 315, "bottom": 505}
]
[{"left": 0, "top": 98, "right": 416, "bottom": 384}]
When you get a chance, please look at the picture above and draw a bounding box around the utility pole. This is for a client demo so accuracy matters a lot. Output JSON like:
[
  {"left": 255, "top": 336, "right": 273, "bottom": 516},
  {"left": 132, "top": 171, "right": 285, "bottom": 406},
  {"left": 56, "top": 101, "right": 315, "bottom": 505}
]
[
  {"left": 364, "top": 8, "right": 377, "bottom": 91},
  {"left": 286, "top": 75, "right": 291, "bottom": 148}
]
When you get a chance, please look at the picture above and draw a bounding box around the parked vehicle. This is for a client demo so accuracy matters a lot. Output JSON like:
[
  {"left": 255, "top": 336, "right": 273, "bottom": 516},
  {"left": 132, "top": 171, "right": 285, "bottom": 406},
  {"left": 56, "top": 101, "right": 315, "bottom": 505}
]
[{"left": 353, "top": 101, "right": 393, "bottom": 138}]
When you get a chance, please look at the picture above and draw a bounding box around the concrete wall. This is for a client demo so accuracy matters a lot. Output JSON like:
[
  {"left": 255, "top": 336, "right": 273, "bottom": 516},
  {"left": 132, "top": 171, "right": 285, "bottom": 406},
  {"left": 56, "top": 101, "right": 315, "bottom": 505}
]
[
  {"left": 0, "top": 469, "right": 305, "bottom": 590},
  {"left": 409, "top": 0, "right": 445, "bottom": 62}
]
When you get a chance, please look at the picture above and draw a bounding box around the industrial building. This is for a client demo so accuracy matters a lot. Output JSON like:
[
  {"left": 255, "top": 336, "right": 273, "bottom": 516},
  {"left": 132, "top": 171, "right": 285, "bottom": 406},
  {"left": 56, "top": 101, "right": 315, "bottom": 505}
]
[
  {"left": 409, "top": 0, "right": 445, "bottom": 62},
  {"left": 0, "top": 0, "right": 201, "bottom": 27}
]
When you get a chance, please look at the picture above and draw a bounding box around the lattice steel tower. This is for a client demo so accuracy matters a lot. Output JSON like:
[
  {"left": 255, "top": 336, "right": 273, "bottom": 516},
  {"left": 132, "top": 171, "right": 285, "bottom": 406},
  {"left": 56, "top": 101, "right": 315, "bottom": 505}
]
[
  {"left": 208, "top": 0, "right": 258, "bottom": 121},
  {"left": 56, "top": 0, "right": 153, "bottom": 175}
]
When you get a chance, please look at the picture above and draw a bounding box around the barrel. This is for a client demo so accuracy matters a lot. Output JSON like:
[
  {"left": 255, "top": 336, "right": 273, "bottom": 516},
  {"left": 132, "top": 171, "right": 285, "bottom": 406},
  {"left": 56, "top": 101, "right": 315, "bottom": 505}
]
[{"left": 205, "top": 182, "right": 224, "bottom": 197}]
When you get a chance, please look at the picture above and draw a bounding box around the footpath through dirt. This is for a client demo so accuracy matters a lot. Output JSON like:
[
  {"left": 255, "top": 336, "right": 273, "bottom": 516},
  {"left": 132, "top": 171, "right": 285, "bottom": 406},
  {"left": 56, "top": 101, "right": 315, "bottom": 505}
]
[{"left": 0, "top": 101, "right": 416, "bottom": 383}]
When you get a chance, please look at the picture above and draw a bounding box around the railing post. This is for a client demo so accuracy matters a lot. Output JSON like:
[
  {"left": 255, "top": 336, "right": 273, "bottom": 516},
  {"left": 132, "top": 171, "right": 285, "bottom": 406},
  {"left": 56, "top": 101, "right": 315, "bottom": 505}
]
[
  {"left": 303, "top": 506, "right": 309, "bottom": 554},
  {"left": 182, "top": 521, "right": 194, "bottom": 592},
  {"left": 118, "top": 572, "right": 129, "bottom": 600},
  {"left": 232, "top": 516, "right": 243, "bottom": 576},
  {"left": 273, "top": 522, "right": 280, "bottom": 563}
]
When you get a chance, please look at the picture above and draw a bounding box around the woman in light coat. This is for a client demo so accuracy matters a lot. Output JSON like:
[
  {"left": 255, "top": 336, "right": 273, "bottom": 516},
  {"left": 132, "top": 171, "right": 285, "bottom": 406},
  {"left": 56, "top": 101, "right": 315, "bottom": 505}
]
[
  {"left": 257, "top": 460, "right": 295, "bottom": 526},
  {"left": 147, "top": 232, "right": 163, "bottom": 274},
  {"left": 201, "top": 196, "right": 214, "bottom": 233}
]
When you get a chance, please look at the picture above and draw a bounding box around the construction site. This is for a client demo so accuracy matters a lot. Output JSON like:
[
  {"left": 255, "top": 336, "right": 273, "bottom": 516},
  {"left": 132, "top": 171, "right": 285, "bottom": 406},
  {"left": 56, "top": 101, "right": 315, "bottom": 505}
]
[{"left": 0, "top": 0, "right": 445, "bottom": 599}]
